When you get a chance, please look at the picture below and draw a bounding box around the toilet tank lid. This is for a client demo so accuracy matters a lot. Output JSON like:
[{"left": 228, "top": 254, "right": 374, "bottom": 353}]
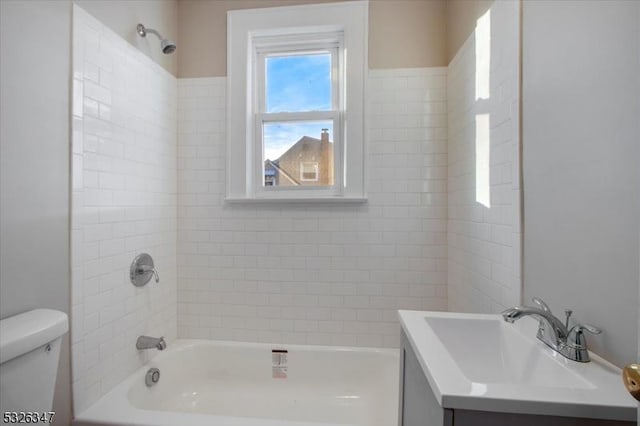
[{"left": 0, "top": 309, "right": 68, "bottom": 364}]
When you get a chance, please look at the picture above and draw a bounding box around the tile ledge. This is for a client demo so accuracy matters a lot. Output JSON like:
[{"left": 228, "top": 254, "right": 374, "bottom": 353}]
[{"left": 224, "top": 197, "right": 368, "bottom": 205}]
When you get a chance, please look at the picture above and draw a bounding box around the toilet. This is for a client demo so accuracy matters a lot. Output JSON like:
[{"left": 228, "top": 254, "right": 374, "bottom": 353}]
[{"left": 0, "top": 309, "right": 68, "bottom": 413}]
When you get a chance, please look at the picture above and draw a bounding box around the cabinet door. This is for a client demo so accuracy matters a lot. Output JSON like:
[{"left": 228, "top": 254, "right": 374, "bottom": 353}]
[{"left": 400, "top": 331, "right": 452, "bottom": 426}]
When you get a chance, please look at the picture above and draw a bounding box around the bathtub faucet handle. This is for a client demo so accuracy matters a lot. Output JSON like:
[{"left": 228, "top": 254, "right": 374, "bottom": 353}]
[
  {"left": 136, "top": 264, "right": 160, "bottom": 283},
  {"left": 130, "top": 253, "right": 160, "bottom": 286}
]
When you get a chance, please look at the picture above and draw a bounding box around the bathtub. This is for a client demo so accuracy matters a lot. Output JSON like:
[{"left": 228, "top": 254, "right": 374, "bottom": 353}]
[{"left": 74, "top": 340, "right": 399, "bottom": 426}]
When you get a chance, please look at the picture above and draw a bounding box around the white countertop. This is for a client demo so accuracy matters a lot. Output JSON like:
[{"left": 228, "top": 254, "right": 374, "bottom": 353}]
[{"left": 399, "top": 310, "right": 636, "bottom": 421}]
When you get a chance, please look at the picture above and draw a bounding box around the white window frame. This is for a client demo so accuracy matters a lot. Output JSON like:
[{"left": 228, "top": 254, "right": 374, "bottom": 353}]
[
  {"left": 227, "top": 1, "right": 368, "bottom": 202},
  {"left": 300, "top": 162, "right": 319, "bottom": 182},
  {"left": 254, "top": 36, "right": 342, "bottom": 197}
]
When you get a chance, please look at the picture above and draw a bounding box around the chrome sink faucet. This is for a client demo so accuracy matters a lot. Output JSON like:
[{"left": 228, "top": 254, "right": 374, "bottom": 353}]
[
  {"left": 136, "top": 335, "right": 167, "bottom": 351},
  {"left": 501, "top": 298, "right": 601, "bottom": 362}
]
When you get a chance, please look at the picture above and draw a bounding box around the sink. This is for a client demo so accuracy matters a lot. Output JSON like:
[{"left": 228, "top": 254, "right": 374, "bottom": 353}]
[
  {"left": 424, "top": 316, "right": 593, "bottom": 389},
  {"left": 399, "top": 310, "right": 636, "bottom": 421}
]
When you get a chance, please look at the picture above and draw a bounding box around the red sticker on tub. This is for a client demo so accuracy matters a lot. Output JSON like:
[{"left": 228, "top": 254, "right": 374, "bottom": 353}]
[{"left": 272, "top": 349, "right": 288, "bottom": 379}]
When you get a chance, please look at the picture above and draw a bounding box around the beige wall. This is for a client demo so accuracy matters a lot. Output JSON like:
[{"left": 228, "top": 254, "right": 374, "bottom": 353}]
[
  {"left": 445, "top": 0, "right": 493, "bottom": 63},
  {"left": 75, "top": 0, "right": 178, "bottom": 75},
  {"left": 369, "top": 0, "right": 445, "bottom": 70},
  {"left": 74, "top": 0, "right": 486, "bottom": 77},
  {"left": 177, "top": 0, "right": 446, "bottom": 78},
  {"left": 1, "top": 1, "right": 72, "bottom": 424}
]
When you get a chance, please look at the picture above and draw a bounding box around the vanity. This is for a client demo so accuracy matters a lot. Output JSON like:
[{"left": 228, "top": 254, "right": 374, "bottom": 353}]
[{"left": 398, "top": 310, "right": 636, "bottom": 426}]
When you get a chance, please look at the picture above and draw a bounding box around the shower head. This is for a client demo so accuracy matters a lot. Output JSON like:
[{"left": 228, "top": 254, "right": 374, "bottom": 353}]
[
  {"left": 161, "top": 39, "right": 177, "bottom": 55},
  {"left": 136, "top": 23, "right": 176, "bottom": 55}
]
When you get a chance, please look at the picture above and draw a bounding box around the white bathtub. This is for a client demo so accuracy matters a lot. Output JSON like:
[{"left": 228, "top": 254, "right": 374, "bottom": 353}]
[{"left": 74, "top": 340, "right": 399, "bottom": 426}]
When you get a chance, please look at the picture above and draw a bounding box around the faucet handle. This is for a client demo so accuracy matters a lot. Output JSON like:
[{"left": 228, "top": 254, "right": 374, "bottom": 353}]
[
  {"left": 567, "top": 323, "right": 602, "bottom": 350},
  {"left": 532, "top": 297, "right": 551, "bottom": 313},
  {"left": 571, "top": 324, "right": 602, "bottom": 335},
  {"left": 565, "top": 323, "right": 601, "bottom": 362}
]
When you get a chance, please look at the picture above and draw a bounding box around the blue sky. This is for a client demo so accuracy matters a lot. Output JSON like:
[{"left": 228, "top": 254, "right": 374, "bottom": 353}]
[
  {"left": 263, "top": 53, "right": 332, "bottom": 160},
  {"left": 266, "top": 53, "right": 331, "bottom": 112}
]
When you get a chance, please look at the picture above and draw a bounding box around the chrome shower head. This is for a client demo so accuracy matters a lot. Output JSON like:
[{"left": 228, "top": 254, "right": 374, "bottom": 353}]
[
  {"left": 136, "top": 23, "right": 176, "bottom": 55},
  {"left": 161, "top": 39, "right": 177, "bottom": 55}
]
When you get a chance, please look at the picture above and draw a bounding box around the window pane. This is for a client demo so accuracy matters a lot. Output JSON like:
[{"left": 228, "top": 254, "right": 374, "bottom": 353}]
[
  {"left": 263, "top": 121, "right": 334, "bottom": 187},
  {"left": 265, "top": 53, "right": 332, "bottom": 113},
  {"left": 301, "top": 162, "right": 318, "bottom": 181}
]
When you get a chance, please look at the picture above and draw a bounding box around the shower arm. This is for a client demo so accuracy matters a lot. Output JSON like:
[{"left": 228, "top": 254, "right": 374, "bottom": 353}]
[{"left": 137, "top": 24, "right": 164, "bottom": 41}]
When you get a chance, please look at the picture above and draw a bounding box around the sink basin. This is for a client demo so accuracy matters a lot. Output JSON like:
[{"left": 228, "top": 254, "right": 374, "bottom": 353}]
[
  {"left": 399, "top": 310, "right": 636, "bottom": 421},
  {"left": 424, "top": 316, "right": 593, "bottom": 389}
]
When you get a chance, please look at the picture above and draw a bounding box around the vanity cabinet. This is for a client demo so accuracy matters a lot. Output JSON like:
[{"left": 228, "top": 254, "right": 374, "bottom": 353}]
[
  {"left": 398, "top": 330, "right": 634, "bottom": 426},
  {"left": 399, "top": 330, "right": 452, "bottom": 426}
]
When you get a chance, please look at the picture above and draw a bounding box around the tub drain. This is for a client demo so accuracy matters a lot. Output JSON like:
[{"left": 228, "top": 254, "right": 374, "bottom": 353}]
[{"left": 145, "top": 367, "right": 160, "bottom": 387}]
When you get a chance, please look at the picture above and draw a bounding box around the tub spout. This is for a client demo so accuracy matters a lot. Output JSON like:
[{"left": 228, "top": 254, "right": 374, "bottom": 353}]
[{"left": 136, "top": 335, "right": 166, "bottom": 351}]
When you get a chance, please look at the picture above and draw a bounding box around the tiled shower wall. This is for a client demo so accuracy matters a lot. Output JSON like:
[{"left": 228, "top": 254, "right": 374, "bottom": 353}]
[
  {"left": 71, "top": 6, "right": 177, "bottom": 412},
  {"left": 177, "top": 68, "right": 448, "bottom": 347},
  {"left": 447, "top": 0, "right": 521, "bottom": 313},
  {"left": 67, "top": 1, "right": 527, "bottom": 414}
]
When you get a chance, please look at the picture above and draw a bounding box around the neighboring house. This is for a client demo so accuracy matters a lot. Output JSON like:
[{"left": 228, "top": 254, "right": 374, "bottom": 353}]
[{"left": 264, "top": 129, "right": 333, "bottom": 187}]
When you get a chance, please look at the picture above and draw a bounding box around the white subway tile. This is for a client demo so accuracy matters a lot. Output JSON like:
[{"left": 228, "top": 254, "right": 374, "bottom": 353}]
[
  {"left": 447, "top": 1, "right": 521, "bottom": 314},
  {"left": 71, "top": 5, "right": 177, "bottom": 413}
]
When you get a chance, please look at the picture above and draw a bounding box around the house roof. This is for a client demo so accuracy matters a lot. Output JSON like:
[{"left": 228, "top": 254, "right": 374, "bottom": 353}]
[
  {"left": 277, "top": 136, "right": 322, "bottom": 161},
  {"left": 264, "top": 159, "right": 299, "bottom": 185},
  {"left": 263, "top": 134, "right": 333, "bottom": 185}
]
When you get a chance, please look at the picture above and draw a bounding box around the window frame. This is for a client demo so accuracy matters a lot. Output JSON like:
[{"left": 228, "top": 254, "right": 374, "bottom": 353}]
[
  {"left": 253, "top": 36, "right": 343, "bottom": 197},
  {"left": 300, "top": 161, "right": 320, "bottom": 182},
  {"left": 227, "top": 1, "right": 368, "bottom": 202}
]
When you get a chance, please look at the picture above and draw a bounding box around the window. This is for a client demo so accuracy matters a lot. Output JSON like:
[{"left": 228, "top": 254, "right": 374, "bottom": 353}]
[
  {"left": 227, "top": 1, "right": 368, "bottom": 202},
  {"left": 300, "top": 162, "right": 319, "bottom": 182},
  {"left": 257, "top": 41, "right": 340, "bottom": 190}
]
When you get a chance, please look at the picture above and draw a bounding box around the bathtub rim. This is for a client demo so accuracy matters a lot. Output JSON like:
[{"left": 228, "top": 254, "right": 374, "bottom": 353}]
[{"left": 73, "top": 338, "right": 400, "bottom": 426}]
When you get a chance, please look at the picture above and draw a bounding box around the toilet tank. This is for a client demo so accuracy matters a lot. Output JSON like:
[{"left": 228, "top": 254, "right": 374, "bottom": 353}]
[{"left": 0, "top": 309, "right": 68, "bottom": 413}]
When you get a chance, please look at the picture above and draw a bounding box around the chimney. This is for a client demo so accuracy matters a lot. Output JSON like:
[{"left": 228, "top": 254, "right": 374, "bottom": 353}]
[{"left": 321, "top": 128, "right": 329, "bottom": 144}]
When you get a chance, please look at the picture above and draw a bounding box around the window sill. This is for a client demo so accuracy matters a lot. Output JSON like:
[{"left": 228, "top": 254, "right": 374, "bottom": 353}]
[{"left": 224, "top": 197, "right": 368, "bottom": 205}]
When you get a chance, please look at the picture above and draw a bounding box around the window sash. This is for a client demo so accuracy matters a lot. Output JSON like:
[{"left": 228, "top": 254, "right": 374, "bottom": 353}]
[
  {"left": 253, "top": 38, "right": 343, "bottom": 197},
  {"left": 254, "top": 114, "right": 342, "bottom": 194},
  {"left": 256, "top": 45, "right": 340, "bottom": 114},
  {"left": 258, "top": 111, "right": 339, "bottom": 123},
  {"left": 300, "top": 162, "right": 319, "bottom": 181}
]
